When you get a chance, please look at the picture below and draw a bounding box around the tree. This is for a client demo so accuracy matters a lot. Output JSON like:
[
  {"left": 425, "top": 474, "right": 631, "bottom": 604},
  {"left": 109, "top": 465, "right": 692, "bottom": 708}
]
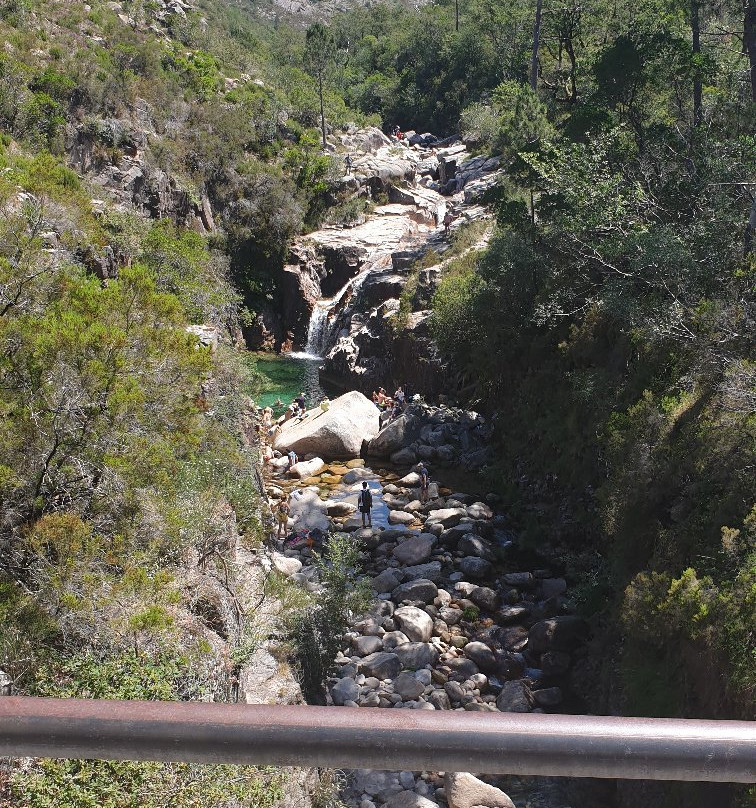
[
  {"left": 530, "top": 0, "right": 544, "bottom": 89},
  {"left": 744, "top": 0, "right": 756, "bottom": 100},
  {"left": 305, "top": 23, "right": 337, "bottom": 149}
]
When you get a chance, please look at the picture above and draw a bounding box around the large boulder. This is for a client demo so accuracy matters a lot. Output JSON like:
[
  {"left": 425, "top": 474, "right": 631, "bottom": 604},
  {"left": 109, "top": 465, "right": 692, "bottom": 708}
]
[
  {"left": 273, "top": 391, "right": 380, "bottom": 458},
  {"left": 367, "top": 412, "right": 421, "bottom": 456},
  {"left": 394, "top": 642, "right": 439, "bottom": 670},
  {"left": 496, "top": 680, "right": 533, "bottom": 712},
  {"left": 393, "top": 671, "right": 425, "bottom": 700},
  {"left": 444, "top": 772, "right": 515, "bottom": 808},
  {"left": 384, "top": 792, "right": 439, "bottom": 808},
  {"left": 528, "top": 616, "right": 588, "bottom": 654},
  {"left": 394, "top": 606, "right": 433, "bottom": 642},
  {"left": 358, "top": 652, "right": 401, "bottom": 679},
  {"left": 392, "top": 578, "right": 438, "bottom": 604},
  {"left": 425, "top": 507, "right": 467, "bottom": 528},
  {"left": 288, "top": 488, "right": 329, "bottom": 531},
  {"left": 392, "top": 535, "right": 435, "bottom": 565},
  {"left": 289, "top": 457, "right": 326, "bottom": 479},
  {"left": 330, "top": 677, "right": 360, "bottom": 706}
]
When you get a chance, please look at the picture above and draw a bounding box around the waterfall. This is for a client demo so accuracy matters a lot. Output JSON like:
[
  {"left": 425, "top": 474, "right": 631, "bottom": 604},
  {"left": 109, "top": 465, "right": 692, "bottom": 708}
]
[
  {"left": 304, "top": 299, "right": 332, "bottom": 357},
  {"left": 291, "top": 261, "right": 383, "bottom": 359}
]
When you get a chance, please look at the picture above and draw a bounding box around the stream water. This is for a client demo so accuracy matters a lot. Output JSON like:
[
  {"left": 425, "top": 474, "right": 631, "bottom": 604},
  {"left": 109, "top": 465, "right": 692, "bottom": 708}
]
[{"left": 250, "top": 353, "right": 330, "bottom": 415}]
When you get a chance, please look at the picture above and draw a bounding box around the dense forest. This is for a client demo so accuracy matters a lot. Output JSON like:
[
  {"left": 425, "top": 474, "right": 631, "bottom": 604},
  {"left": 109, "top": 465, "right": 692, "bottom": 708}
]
[{"left": 0, "top": 0, "right": 753, "bottom": 805}]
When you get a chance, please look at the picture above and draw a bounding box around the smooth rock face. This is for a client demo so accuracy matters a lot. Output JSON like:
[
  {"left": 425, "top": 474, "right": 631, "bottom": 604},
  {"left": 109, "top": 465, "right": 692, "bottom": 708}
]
[
  {"left": 288, "top": 488, "right": 330, "bottom": 531},
  {"left": 273, "top": 391, "right": 380, "bottom": 458},
  {"left": 394, "top": 606, "right": 433, "bottom": 642},
  {"left": 392, "top": 535, "right": 434, "bottom": 565},
  {"left": 390, "top": 447, "right": 418, "bottom": 465},
  {"left": 367, "top": 413, "right": 421, "bottom": 456},
  {"left": 444, "top": 772, "right": 516, "bottom": 808}
]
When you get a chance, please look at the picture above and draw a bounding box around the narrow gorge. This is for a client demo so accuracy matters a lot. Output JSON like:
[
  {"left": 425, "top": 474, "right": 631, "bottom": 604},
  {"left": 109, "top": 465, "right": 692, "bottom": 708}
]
[{"left": 251, "top": 127, "right": 499, "bottom": 398}]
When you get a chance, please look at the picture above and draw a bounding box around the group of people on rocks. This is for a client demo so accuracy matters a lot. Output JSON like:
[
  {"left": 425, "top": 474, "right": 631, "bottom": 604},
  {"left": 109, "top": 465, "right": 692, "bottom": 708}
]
[
  {"left": 372, "top": 385, "right": 407, "bottom": 421},
  {"left": 258, "top": 384, "right": 435, "bottom": 542}
]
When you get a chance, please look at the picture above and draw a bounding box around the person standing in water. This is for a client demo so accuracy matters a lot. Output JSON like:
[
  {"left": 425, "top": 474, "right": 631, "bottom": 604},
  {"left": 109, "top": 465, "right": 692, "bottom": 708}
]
[{"left": 358, "top": 481, "right": 373, "bottom": 527}]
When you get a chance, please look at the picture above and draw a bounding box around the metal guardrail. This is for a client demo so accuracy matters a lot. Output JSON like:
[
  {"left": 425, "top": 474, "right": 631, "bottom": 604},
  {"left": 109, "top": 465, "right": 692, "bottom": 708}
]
[{"left": 1, "top": 698, "right": 755, "bottom": 782}]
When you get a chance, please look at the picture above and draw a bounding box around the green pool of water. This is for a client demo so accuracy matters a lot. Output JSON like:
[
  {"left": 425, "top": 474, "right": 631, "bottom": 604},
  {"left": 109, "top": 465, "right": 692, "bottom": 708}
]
[{"left": 247, "top": 353, "right": 333, "bottom": 416}]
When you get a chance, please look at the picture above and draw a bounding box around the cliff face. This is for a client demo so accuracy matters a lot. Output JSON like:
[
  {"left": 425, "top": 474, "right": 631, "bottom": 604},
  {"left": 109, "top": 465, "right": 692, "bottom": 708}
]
[{"left": 261, "top": 129, "right": 500, "bottom": 397}]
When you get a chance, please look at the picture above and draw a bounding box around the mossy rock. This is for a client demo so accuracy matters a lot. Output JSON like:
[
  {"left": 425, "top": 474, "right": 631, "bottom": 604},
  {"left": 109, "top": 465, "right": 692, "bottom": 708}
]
[{"left": 345, "top": 459, "right": 365, "bottom": 468}]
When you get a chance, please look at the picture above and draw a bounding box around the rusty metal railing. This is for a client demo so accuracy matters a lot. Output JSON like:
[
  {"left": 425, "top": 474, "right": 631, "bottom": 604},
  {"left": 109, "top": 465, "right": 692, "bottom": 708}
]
[{"left": 1, "top": 697, "right": 754, "bottom": 782}]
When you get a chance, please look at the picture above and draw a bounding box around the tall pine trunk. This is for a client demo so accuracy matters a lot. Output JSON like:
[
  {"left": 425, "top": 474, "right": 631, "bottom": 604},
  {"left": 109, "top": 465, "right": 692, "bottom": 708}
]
[
  {"left": 530, "top": 0, "right": 543, "bottom": 90},
  {"left": 745, "top": 0, "right": 756, "bottom": 101},
  {"left": 318, "top": 72, "right": 327, "bottom": 149},
  {"left": 692, "top": 0, "right": 702, "bottom": 126}
]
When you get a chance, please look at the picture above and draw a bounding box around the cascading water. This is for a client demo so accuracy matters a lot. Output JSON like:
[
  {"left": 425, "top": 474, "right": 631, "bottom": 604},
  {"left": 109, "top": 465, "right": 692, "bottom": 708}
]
[{"left": 291, "top": 258, "right": 386, "bottom": 359}]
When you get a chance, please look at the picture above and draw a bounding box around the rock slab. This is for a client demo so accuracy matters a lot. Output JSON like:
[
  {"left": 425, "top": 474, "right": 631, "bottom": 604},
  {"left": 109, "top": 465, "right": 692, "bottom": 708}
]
[{"left": 273, "top": 391, "right": 380, "bottom": 458}]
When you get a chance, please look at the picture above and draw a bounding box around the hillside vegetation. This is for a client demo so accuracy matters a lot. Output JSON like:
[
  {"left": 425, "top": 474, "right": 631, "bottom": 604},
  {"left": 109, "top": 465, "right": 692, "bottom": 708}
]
[{"left": 0, "top": 0, "right": 753, "bottom": 805}]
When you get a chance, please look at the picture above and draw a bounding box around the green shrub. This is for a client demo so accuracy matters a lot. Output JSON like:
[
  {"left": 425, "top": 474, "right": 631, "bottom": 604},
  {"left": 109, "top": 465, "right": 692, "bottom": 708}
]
[{"left": 286, "top": 533, "right": 372, "bottom": 703}]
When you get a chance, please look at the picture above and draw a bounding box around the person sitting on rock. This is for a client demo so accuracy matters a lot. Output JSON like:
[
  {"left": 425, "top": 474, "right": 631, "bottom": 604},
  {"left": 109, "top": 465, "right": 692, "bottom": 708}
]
[
  {"left": 358, "top": 481, "right": 373, "bottom": 528},
  {"left": 418, "top": 463, "right": 430, "bottom": 504},
  {"left": 319, "top": 396, "right": 330, "bottom": 413},
  {"left": 261, "top": 406, "right": 273, "bottom": 428},
  {"left": 276, "top": 495, "right": 290, "bottom": 540},
  {"left": 284, "top": 400, "right": 297, "bottom": 421}
]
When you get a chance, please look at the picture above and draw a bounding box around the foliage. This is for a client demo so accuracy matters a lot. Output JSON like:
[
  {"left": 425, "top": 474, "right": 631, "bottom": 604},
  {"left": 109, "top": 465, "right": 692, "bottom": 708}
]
[
  {"left": 7, "top": 648, "right": 285, "bottom": 808},
  {"left": 286, "top": 532, "right": 372, "bottom": 703}
]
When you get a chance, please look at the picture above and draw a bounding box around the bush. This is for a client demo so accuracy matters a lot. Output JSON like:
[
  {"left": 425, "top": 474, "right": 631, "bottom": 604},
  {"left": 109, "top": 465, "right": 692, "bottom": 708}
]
[{"left": 286, "top": 532, "right": 372, "bottom": 703}]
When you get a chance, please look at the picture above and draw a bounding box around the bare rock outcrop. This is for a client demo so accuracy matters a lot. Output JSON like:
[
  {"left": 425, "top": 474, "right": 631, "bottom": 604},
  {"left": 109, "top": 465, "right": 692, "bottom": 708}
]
[{"left": 273, "top": 391, "right": 380, "bottom": 458}]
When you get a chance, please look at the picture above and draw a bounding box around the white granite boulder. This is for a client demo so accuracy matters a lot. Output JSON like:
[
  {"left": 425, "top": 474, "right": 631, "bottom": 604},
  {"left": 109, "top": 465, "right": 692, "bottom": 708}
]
[{"left": 273, "top": 391, "right": 380, "bottom": 458}]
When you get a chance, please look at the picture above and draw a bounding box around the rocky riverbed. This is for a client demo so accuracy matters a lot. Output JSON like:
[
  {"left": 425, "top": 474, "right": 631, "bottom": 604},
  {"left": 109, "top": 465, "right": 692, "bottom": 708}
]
[{"left": 261, "top": 395, "right": 596, "bottom": 808}]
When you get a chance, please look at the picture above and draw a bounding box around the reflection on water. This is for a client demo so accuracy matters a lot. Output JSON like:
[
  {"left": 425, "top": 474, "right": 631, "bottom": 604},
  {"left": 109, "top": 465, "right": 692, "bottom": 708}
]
[
  {"left": 251, "top": 352, "right": 336, "bottom": 416},
  {"left": 326, "top": 478, "right": 392, "bottom": 530}
]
